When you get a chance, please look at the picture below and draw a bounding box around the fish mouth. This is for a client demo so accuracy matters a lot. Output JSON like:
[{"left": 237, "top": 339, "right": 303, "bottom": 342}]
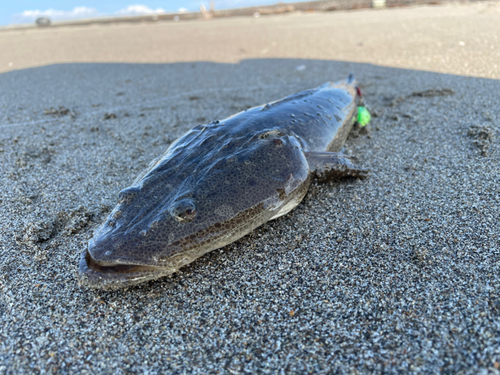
[{"left": 77, "top": 249, "right": 175, "bottom": 290}]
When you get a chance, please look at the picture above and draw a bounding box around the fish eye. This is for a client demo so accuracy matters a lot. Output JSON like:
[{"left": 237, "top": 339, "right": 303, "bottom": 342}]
[
  {"left": 259, "top": 130, "right": 285, "bottom": 140},
  {"left": 170, "top": 199, "right": 197, "bottom": 222}
]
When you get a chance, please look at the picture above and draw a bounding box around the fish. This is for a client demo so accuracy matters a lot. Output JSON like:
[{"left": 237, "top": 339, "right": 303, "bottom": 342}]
[{"left": 78, "top": 75, "right": 369, "bottom": 290}]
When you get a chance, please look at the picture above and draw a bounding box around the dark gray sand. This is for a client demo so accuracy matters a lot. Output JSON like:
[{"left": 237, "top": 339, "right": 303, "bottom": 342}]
[{"left": 1, "top": 5, "right": 500, "bottom": 374}]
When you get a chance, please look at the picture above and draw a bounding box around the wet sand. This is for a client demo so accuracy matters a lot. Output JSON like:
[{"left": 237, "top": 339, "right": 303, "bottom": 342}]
[{"left": 1, "top": 3, "right": 499, "bottom": 373}]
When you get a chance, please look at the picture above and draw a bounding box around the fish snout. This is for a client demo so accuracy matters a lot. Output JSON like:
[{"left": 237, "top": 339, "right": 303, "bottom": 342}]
[{"left": 86, "top": 236, "right": 131, "bottom": 267}]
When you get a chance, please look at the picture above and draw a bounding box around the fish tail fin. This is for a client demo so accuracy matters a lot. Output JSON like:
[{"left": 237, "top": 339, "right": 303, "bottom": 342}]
[
  {"left": 347, "top": 74, "right": 368, "bottom": 115},
  {"left": 346, "top": 73, "right": 364, "bottom": 103}
]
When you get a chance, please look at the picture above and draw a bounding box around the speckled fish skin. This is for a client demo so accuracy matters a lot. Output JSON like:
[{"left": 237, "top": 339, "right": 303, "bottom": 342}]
[{"left": 78, "top": 76, "right": 368, "bottom": 290}]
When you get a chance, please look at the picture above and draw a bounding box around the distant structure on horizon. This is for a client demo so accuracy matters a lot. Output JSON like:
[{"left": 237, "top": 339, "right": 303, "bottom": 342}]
[{"left": 35, "top": 17, "right": 51, "bottom": 27}]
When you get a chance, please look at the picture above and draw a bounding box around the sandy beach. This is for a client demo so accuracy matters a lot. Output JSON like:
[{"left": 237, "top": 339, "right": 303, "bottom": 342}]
[{"left": 1, "top": 2, "right": 499, "bottom": 373}]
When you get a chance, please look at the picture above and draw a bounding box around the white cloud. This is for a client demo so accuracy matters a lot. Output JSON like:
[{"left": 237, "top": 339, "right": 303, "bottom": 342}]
[
  {"left": 178, "top": 8, "right": 189, "bottom": 13},
  {"left": 13, "top": 6, "right": 98, "bottom": 22},
  {"left": 115, "top": 5, "right": 166, "bottom": 16}
]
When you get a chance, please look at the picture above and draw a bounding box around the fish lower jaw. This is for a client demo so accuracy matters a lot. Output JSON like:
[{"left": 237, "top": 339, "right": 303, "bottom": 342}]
[{"left": 77, "top": 249, "right": 177, "bottom": 290}]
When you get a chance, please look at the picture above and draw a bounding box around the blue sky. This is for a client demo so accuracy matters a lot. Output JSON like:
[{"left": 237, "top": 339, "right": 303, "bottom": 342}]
[{"left": 1, "top": 0, "right": 301, "bottom": 26}]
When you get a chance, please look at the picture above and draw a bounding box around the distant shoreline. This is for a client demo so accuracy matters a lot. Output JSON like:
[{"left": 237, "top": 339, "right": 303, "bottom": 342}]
[{"left": 0, "top": 0, "right": 490, "bottom": 31}]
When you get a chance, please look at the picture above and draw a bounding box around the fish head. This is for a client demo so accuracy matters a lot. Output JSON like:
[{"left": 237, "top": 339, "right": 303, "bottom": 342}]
[{"left": 78, "top": 130, "right": 310, "bottom": 289}]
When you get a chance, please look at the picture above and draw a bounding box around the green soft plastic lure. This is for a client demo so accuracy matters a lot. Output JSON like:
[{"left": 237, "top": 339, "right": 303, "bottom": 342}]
[{"left": 357, "top": 106, "right": 371, "bottom": 127}]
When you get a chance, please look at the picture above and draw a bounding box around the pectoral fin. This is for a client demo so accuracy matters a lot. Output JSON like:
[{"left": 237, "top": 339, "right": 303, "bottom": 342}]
[{"left": 304, "top": 151, "right": 368, "bottom": 182}]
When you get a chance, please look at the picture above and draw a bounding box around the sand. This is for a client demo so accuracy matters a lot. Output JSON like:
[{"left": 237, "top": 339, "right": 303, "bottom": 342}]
[{"left": 1, "top": 3, "right": 499, "bottom": 373}]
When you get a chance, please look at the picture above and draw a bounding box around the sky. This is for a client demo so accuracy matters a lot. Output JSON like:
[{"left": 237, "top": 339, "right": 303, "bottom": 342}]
[{"left": 0, "top": 0, "right": 301, "bottom": 26}]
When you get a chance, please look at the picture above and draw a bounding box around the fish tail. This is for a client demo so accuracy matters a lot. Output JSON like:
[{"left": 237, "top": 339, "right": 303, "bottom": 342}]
[
  {"left": 347, "top": 74, "right": 368, "bottom": 113},
  {"left": 346, "top": 74, "right": 364, "bottom": 105}
]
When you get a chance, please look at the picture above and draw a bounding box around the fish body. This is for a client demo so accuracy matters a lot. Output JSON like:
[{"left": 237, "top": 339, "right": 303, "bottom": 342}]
[{"left": 78, "top": 76, "right": 368, "bottom": 289}]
